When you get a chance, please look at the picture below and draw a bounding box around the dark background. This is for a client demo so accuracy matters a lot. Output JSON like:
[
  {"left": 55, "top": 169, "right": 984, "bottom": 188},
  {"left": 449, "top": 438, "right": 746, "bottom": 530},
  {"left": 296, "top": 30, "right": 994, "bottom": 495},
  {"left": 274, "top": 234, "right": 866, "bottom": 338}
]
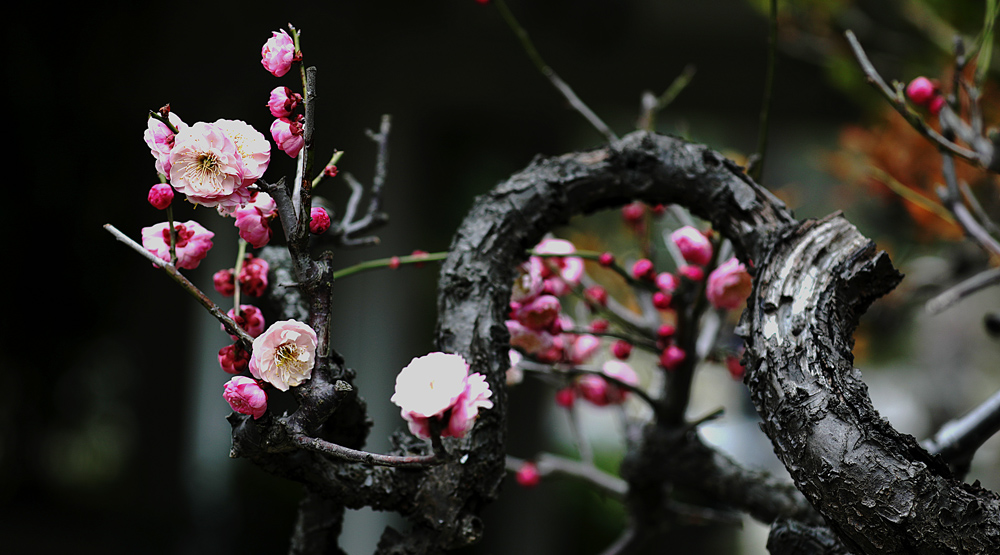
[{"left": 5, "top": 1, "right": 992, "bottom": 553}]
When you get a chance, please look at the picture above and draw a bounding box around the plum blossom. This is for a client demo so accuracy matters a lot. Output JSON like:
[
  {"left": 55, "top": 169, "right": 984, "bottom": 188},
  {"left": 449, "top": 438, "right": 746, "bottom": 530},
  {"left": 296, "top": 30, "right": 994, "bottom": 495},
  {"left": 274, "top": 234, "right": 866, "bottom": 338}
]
[
  {"left": 511, "top": 294, "right": 561, "bottom": 330},
  {"left": 671, "top": 226, "right": 713, "bottom": 267},
  {"left": 249, "top": 320, "right": 317, "bottom": 391},
  {"left": 390, "top": 352, "right": 493, "bottom": 439},
  {"left": 268, "top": 86, "right": 302, "bottom": 118},
  {"left": 224, "top": 305, "right": 266, "bottom": 339},
  {"left": 141, "top": 220, "right": 214, "bottom": 269},
  {"left": 168, "top": 122, "right": 248, "bottom": 211},
  {"left": 233, "top": 192, "right": 277, "bottom": 248},
  {"left": 223, "top": 376, "right": 268, "bottom": 419},
  {"left": 261, "top": 30, "right": 296, "bottom": 77},
  {"left": 240, "top": 255, "right": 270, "bottom": 297},
  {"left": 566, "top": 334, "right": 601, "bottom": 365},
  {"left": 534, "top": 238, "right": 583, "bottom": 295},
  {"left": 214, "top": 268, "right": 236, "bottom": 297},
  {"left": 577, "top": 360, "right": 639, "bottom": 406},
  {"left": 214, "top": 119, "right": 271, "bottom": 189},
  {"left": 706, "top": 257, "right": 752, "bottom": 310},
  {"left": 511, "top": 257, "right": 544, "bottom": 303},
  {"left": 271, "top": 117, "right": 305, "bottom": 158},
  {"left": 144, "top": 111, "right": 187, "bottom": 178},
  {"left": 506, "top": 320, "right": 556, "bottom": 357}
]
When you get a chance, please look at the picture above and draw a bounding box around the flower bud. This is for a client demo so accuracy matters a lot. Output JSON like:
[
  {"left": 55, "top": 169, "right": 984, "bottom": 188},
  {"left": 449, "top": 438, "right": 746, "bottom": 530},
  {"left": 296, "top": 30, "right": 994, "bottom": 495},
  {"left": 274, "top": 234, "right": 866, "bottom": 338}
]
[
  {"left": 218, "top": 344, "right": 250, "bottom": 374},
  {"left": 223, "top": 376, "right": 268, "bottom": 419},
  {"left": 516, "top": 461, "right": 541, "bottom": 488},
  {"left": 631, "top": 258, "right": 656, "bottom": 281},
  {"left": 147, "top": 183, "right": 174, "bottom": 210},
  {"left": 598, "top": 252, "right": 615, "bottom": 267},
  {"left": 929, "top": 95, "right": 946, "bottom": 116},
  {"left": 671, "top": 226, "right": 713, "bottom": 266},
  {"left": 323, "top": 165, "right": 338, "bottom": 177},
  {"left": 261, "top": 30, "right": 296, "bottom": 77},
  {"left": 659, "top": 345, "right": 686, "bottom": 371},
  {"left": 214, "top": 269, "right": 235, "bottom": 297},
  {"left": 270, "top": 117, "right": 305, "bottom": 158},
  {"left": 309, "top": 207, "right": 331, "bottom": 234},
  {"left": 589, "top": 318, "right": 609, "bottom": 333},
  {"left": 555, "top": 387, "right": 576, "bottom": 408},
  {"left": 652, "top": 291, "right": 672, "bottom": 310},
  {"left": 679, "top": 265, "right": 704, "bottom": 281},
  {"left": 267, "top": 86, "right": 302, "bottom": 118},
  {"left": 906, "top": 77, "right": 935, "bottom": 106},
  {"left": 611, "top": 340, "right": 632, "bottom": 360},
  {"left": 657, "top": 324, "right": 676, "bottom": 339},
  {"left": 584, "top": 285, "right": 608, "bottom": 307}
]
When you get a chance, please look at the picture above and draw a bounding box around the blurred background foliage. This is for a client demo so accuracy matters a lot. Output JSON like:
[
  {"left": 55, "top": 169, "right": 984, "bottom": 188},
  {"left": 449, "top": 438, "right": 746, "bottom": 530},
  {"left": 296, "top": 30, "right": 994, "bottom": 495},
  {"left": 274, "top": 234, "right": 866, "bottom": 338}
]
[{"left": 3, "top": 0, "right": 999, "bottom": 553}]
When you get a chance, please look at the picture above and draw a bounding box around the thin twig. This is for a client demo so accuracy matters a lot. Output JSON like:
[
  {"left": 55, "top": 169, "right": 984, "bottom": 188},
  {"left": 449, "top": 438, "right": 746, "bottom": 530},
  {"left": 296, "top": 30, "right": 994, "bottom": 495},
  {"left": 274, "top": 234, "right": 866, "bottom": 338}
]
[
  {"left": 104, "top": 224, "right": 254, "bottom": 349},
  {"left": 938, "top": 158, "right": 1000, "bottom": 257},
  {"left": 293, "top": 434, "right": 439, "bottom": 467},
  {"left": 844, "top": 30, "right": 982, "bottom": 166},
  {"left": 925, "top": 266, "right": 1000, "bottom": 314},
  {"left": 748, "top": 0, "right": 778, "bottom": 184},
  {"left": 506, "top": 453, "right": 627, "bottom": 498},
  {"left": 493, "top": 0, "right": 618, "bottom": 143},
  {"left": 638, "top": 64, "right": 696, "bottom": 132},
  {"left": 336, "top": 115, "right": 393, "bottom": 247}
]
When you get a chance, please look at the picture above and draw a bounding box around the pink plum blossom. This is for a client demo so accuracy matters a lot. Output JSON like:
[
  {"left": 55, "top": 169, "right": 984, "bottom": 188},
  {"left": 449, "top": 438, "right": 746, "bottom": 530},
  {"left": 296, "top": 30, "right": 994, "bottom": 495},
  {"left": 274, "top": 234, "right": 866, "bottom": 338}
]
[
  {"left": 271, "top": 117, "right": 305, "bottom": 158},
  {"left": 144, "top": 111, "right": 187, "bottom": 178},
  {"left": 567, "top": 334, "right": 601, "bottom": 365},
  {"left": 659, "top": 345, "right": 686, "bottom": 371},
  {"left": 239, "top": 255, "right": 270, "bottom": 297},
  {"left": 671, "top": 226, "right": 713, "bottom": 266},
  {"left": 249, "top": 320, "right": 318, "bottom": 391},
  {"left": 218, "top": 344, "right": 250, "bottom": 374},
  {"left": 261, "top": 30, "right": 296, "bottom": 77},
  {"left": 141, "top": 220, "right": 214, "bottom": 270},
  {"left": 511, "top": 257, "right": 545, "bottom": 303},
  {"left": 147, "top": 183, "right": 174, "bottom": 210},
  {"left": 223, "top": 376, "right": 268, "bottom": 419},
  {"left": 268, "top": 86, "right": 302, "bottom": 118},
  {"left": 309, "top": 207, "right": 330, "bottom": 234},
  {"left": 233, "top": 192, "right": 277, "bottom": 248},
  {"left": 679, "top": 265, "right": 704, "bottom": 281},
  {"left": 168, "top": 122, "right": 247, "bottom": 210},
  {"left": 534, "top": 238, "right": 583, "bottom": 293},
  {"left": 656, "top": 272, "right": 678, "bottom": 294},
  {"left": 578, "top": 360, "right": 639, "bottom": 406},
  {"left": 906, "top": 77, "right": 936, "bottom": 106},
  {"left": 631, "top": 258, "right": 655, "bottom": 281},
  {"left": 506, "top": 320, "right": 556, "bottom": 356},
  {"left": 214, "top": 119, "right": 271, "bottom": 189},
  {"left": 224, "top": 305, "right": 266, "bottom": 339},
  {"left": 706, "top": 257, "right": 753, "bottom": 310},
  {"left": 512, "top": 294, "right": 561, "bottom": 330},
  {"left": 214, "top": 268, "right": 235, "bottom": 297},
  {"left": 390, "top": 352, "right": 493, "bottom": 439}
]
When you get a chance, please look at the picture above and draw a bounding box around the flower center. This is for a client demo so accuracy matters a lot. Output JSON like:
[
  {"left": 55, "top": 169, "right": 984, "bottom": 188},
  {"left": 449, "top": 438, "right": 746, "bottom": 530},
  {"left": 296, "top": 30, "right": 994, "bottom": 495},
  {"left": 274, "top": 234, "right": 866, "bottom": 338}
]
[
  {"left": 275, "top": 343, "right": 302, "bottom": 369},
  {"left": 197, "top": 153, "right": 221, "bottom": 174}
]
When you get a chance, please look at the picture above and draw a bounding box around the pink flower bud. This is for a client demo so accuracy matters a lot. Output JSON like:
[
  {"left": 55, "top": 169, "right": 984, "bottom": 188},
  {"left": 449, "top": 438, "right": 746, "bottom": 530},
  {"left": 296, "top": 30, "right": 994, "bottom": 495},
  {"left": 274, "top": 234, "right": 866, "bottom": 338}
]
[
  {"left": 598, "top": 252, "right": 614, "bottom": 267},
  {"left": 621, "top": 202, "right": 645, "bottom": 225},
  {"left": 223, "top": 376, "right": 268, "bottom": 419},
  {"left": 906, "top": 77, "right": 935, "bottom": 106},
  {"left": 611, "top": 340, "right": 632, "bottom": 360},
  {"left": 706, "top": 257, "right": 753, "bottom": 310},
  {"left": 659, "top": 345, "right": 686, "bottom": 371},
  {"left": 309, "top": 207, "right": 331, "bottom": 234},
  {"left": 267, "top": 86, "right": 302, "bottom": 118},
  {"left": 147, "top": 184, "right": 174, "bottom": 210},
  {"left": 324, "top": 165, "right": 338, "bottom": 177},
  {"left": 555, "top": 387, "right": 576, "bottom": 408},
  {"left": 233, "top": 192, "right": 277, "bottom": 248},
  {"left": 670, "top": 226, "right": 713, "bottom": 266},
  {"left": 584, "top": 285, "right": 608, "bottom": 307},
  {"left": 567, "top": 334, "right": 601, "bottom": 365},
  {"left": 224, "top": 305, "right": 267, "bottom": 339},
  {"left": 513, "top": 295, "right": 562, "bottom": 330},
  {"left": 657, "top": 324, "right": 676, "bottom": 339},
  {"left": 589, "top": 318, "right": 609, "bottom": 333},
  {"left": 239, "top": 255, "right": 270, "bottom": 297},
  {"left": 652, "top": 291, "right": 672, "bottom": 310},
  {"left": 270, "top": 117, "right": 305, "bottom": 158},
  {"left": 656, "top": 272, "right": 678, "bottom": 294},
  {"left": 631, "top": 259, "right": 656, "bottom": 281},
  {"left": 218, "top": 344, "right": 250, "bottom": 374},
  {"left": 214, "top": 269, "right": 235, "bottom": 297},
  {"left": 388, "top": 256, "right": 401, "bottom": 270},
  {"left": 141, "top": 221, "right": 214, "bottom": 270},
  {"left": 516, "top": 461, "right": 541, "bottom": 488},
  {"left": 650, "top": 204, "right": 666, "bottom": 217},
  {"left": 578, "top": 361, "right": 638, "bottom": 406},
  {"left": 261, "top": 30, "right": 297, "bottom": 77},
  {"left": 679, "top": 265, "right": 704, "bottom": 281},
  {"left": 929, "top": 95, "right": 946, "bottom": 116}
]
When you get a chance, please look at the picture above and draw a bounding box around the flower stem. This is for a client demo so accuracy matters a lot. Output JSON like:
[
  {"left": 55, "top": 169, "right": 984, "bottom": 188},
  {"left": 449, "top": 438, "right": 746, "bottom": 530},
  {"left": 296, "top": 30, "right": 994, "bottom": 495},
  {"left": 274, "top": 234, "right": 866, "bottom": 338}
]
[
  {"left": 331, "top": 251, "right": 448, "bottom": 280},
  {"left": 233, "top": 239, "right": 247, "bottom": 312}
]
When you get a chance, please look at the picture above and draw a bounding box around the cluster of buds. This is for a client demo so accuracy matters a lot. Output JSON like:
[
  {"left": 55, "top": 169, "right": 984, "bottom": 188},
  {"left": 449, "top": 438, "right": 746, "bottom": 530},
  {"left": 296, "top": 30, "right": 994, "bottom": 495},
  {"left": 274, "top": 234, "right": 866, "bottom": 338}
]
[
  {"left": 906, "top": 77, "right": 946, "bottom": 116},
  {"left": 262, "top": 29, "right": 306, "bottom": 158}
]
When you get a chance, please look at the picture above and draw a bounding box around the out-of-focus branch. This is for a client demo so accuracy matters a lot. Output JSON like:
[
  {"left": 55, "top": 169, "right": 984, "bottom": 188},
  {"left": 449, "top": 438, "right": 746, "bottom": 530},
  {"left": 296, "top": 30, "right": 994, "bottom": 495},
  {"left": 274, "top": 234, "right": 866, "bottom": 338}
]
[
  {"left": 329, "top": 115, "right": 392, "bottom": 247},
  {"left": 506, "top": 454, "right": 627, "bottom": 498},
  {"left": 638, "top": 64, "right": 696, "bottom": 132},
  {"left": 923, "top": 386, "right": 1000, "bottom": 478},
  {"left": 926, "top": 267, "right": 1000, "bottom": 314}
]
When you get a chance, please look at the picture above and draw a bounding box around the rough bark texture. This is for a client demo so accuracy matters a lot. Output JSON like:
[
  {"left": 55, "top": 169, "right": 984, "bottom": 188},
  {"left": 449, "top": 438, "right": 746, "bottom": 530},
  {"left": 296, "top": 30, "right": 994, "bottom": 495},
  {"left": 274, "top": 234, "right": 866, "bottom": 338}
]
[{"left": 236, "top": 131, "right": 1000, "bottom": 554}]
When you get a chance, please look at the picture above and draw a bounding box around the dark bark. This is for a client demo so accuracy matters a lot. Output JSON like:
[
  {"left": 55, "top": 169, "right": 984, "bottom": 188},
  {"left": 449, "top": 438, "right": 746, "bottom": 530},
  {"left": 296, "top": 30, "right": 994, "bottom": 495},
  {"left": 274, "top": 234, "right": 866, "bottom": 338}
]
[{"left": 236, "top": 130, "right": 1000, "bottom": 554}]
